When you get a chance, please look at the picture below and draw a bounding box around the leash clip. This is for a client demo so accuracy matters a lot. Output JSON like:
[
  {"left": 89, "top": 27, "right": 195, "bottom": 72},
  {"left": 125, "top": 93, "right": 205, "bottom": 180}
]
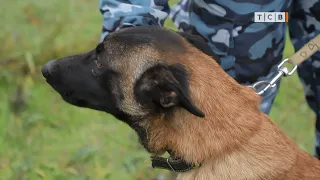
[{"left": 249, "top": 58, "right": 298, "bottom": 95}]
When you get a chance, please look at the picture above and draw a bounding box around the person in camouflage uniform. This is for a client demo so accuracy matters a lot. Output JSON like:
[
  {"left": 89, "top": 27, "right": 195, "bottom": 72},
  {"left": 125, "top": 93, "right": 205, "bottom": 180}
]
[{"left": 99, "top": 0, "right": 320, "bottom": 157}]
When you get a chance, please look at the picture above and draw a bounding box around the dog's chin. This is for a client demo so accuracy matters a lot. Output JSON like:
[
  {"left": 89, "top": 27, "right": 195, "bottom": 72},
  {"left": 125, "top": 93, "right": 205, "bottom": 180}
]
[
  {"left": 62, "top": 97, "right": 88, "bottom": 108},
  {"left": 59, "top": 94, "right": 108, "bottom": 111}
]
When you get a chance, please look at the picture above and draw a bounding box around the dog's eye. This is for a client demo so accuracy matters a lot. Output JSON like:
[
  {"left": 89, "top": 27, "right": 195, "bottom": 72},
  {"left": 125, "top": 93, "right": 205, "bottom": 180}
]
[{"left": 95, "top": 60, "right": 103, "bottom": 68}]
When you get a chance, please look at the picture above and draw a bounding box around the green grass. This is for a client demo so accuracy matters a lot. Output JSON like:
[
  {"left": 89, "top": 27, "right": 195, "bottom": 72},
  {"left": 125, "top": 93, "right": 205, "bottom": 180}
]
[{"left": 0, "top": 0, "right": 316, "bottom": 179}]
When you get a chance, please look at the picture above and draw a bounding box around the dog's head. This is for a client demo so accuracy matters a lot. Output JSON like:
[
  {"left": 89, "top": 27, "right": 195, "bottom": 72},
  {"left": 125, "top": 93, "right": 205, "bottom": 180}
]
[{"left": 42, "top": 27, "right": 218, "bottom": 153}]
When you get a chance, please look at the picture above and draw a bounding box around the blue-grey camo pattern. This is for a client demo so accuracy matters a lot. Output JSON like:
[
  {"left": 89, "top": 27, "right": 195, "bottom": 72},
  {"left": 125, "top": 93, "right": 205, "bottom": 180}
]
[{"left": 99, "top": 0, "right": 320, "bottom": 157}]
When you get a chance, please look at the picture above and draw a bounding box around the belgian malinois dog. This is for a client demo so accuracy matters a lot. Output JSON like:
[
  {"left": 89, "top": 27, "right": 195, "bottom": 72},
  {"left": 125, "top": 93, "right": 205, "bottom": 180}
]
[{"left": 42, "top": 27, "right": 320, "bottom": 180}]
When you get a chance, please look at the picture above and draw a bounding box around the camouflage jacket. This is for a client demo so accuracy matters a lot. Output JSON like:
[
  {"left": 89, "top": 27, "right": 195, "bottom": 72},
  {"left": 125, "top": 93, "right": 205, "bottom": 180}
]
[{"left": 99, "top": 0, "right": 320, "bottom": 84}]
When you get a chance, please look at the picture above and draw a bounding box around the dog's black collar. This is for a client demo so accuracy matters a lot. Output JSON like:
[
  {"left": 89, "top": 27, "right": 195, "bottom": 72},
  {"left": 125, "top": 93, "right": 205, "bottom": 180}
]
[{"left": 150, "top": 151, "right": 199, "bottom": 172}]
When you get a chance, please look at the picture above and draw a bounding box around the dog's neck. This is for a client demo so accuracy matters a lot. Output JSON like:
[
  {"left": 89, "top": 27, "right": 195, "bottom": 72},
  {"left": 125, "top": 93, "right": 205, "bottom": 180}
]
[{"left": 151, "top": 48, "right": 300, "bottom": 179}]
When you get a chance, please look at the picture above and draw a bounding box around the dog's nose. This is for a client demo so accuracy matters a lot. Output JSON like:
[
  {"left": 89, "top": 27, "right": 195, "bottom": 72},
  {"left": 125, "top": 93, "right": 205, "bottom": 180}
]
[{"left": 42, "top": 60, "right": 56, "bottom": 78}]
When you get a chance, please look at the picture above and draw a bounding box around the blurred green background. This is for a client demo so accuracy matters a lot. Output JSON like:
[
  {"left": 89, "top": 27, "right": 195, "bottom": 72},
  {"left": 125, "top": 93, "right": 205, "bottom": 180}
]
[{"left": 0, "top": 0, "right": 316, "bottom": 179}]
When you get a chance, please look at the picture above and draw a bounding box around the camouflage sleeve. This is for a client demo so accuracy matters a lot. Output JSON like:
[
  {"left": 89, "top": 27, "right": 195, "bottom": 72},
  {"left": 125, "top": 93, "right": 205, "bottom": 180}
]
[
  {"left": 288, "top": 0, "right": 320, "bottom": 60},
  {"left": 99, "top": 0, "right": 170, "bottom": 41},
  {"left": 288, "top": 0, "right": 320, "bottom": 117}
]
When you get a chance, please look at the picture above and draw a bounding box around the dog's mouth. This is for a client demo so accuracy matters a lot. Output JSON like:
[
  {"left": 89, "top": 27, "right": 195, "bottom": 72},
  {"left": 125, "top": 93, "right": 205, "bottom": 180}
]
[
  {"left": 42, "top": 58, "right": 109, "bottom": 111},
  {"left": 43, "top": 71, "right": 103, "bottom": 112},
  {"left": 61, "top": 93, "right": 89, "bottom": 108},
  {"left": 46, "top": 80, "right": 88, "bottom": 107}
]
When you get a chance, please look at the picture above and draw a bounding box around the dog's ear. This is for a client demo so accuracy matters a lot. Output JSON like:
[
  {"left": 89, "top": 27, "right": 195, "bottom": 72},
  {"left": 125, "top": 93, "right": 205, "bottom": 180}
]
[
  {"left": 95, "top": 42, "right": 105, "bottom": 54},
  {"left": 135, "top": 64, "right": 205, "bottom": 118}
]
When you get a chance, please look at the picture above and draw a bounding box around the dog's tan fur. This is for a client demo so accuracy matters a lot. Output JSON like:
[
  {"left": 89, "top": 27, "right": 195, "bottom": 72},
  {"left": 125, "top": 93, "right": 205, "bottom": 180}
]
[
  {"left": 137, "top": 38, "right": 320, "bottom": 179},
  {"left": 104, "top": 37, "right": 161, "bottom": 116},
  {"left": 44, "top": 27, "right": 320, "bottom": 180}
]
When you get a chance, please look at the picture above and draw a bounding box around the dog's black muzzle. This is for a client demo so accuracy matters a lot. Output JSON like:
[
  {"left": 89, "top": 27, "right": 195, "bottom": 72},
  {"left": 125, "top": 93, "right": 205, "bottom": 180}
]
[
  {"left": 41, "top": 52, "right": 120, "bottom": 114},
  {"left": 42, "top": 59, "right": 57, "bottom": 79}
]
